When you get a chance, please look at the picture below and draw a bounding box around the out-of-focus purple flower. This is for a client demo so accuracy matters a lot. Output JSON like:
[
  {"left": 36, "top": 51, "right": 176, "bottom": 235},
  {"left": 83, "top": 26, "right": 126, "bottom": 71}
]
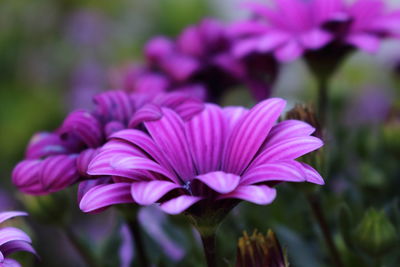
[
  {"left": 0, "top": 211, "right": 36, "bottom": 265},
  {"left": 81, "top": 98, "right": 324, "bottom": 216},
  {"left": 230, "top": 0, "right": 400, "bottom": 62},
  {"left": 346, "top": 88, "right": 392, "bottom": 126},
  {"left": 119, "top": 18, "right": 278, "bottom": 102},
  {"left": 338, "top": 0, "right": 400, "bottom": 53},
  {"left": 12, "top": 91, "right": 204, "bottom": 195},
  {"left": 229, "top": 0, "right": 343, "bottom": 62}
]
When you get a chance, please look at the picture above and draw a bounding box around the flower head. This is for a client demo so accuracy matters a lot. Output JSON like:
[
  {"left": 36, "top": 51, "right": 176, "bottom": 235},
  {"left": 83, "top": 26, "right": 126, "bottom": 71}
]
[
  {"left": 12, "top": 90, "right": 203, "bottom": 195},
  {"left": 0, "top": 211, "right": 36, "bottom": 265},
  {"left": 81, "top": 98, "right": 324, "bottom": 216},
  {"left": 229, "top": 0, "right": 343, "bottom": 62}
]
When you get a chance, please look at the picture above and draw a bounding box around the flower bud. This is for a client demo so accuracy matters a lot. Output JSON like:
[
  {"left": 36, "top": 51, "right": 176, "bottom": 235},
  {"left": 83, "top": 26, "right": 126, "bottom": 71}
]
[
  {"left": 236, "top": 230, "right": 288, "bottom": 267},
  {"left": 353, "top": 209, "right": 397, "bottom": 257},
  {"left": 286, "top": 103, "right": 322, "bottom": 139}
]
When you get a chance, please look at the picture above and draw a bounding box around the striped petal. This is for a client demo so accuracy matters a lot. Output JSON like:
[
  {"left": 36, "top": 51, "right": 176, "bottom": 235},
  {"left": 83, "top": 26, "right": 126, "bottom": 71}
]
[
  {"left": 222, "top": 98, "right": 286, "bottom": 175},
  {"left": 79, "top": 183, "right": 134, "bottom": 213},
  {"left": 0, "top": 228, "right": 31, "bottom": 246},
  {"left": 128, "top": 104, "right": 162, "bottom": 128},
  {"left": 76, "top": 148, "right": 99, "bottom": 177},
  {"left": 0, "top": 212, "right": 27, "bottom": 224},
  {"left": 194, "top": 172, "right": 240, "bottom": 194},
  {"left": 144, "top": 108, "right": 195, "bottom": 180},
  {"left": 301, "top": 163, "right": 325, "bottom": 185},
  {"left": 218, "top": 185, "right": 276, "bottom": 205},
  {"left": 262, "top": 120, "right": 315, "bottom": 149},
  {"left": 131, "top": 181, "right": 180, "bottom": 205},
  {"left": 12, "top": 160, "right": 41, "bottom": 189},
  {"left": 251, "top": 136, "right": 323, "bottom": 166},
  {"left": 77, "top": 177, "right": 112, "bottom": 203},
  {"left": 223, "top": 106, "right": 248, "bottom": 131},
  {"left": 39, "top": 155, "right": 79, "bottom": 192},
  {"left": 0, "top": 240, "right": 36, "bottom": 258},
  {"left": 25, "top": 132, "right": 66, "bottom": 159},
  {"left": 241, "top": 161, "right": 307, "bottom": 185},
  {"left": 186, "top": 104, "right": 226, "bottom": 173},
  {"left": 159, "top": 195, "right": 203, "bottom": 215},
  {"left": 93, "top": 90, "right": 135, "bottom": 124}
]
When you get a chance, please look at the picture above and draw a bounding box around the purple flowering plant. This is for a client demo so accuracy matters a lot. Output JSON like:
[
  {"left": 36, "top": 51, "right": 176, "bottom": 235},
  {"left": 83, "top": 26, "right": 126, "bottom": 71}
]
[{"left": 4, "top": 0, "right": 400, "bottom": 266}]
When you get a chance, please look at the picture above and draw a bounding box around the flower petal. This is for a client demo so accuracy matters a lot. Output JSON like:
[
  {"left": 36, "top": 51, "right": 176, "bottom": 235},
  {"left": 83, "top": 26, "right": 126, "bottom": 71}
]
[
  {"left": 128, "top": 104, "right": 162, "bottom": 128},
  {"left": 79, "top": 183, "right": 134, "bottom": 213},
  {"left": 186, "top": 104, "right": 226, "bottom": 173},
  {"left": 219, "top": 185, "right": 276, "bottom": 205},
  {"left": 0, "top": 228, "right": 31, "bottom": 246},
  {"left": 274, "top": 40, "right": 303, "bottom": 62},
  {"left": 0, "top": 240, "right": 36, "bottom": 258},
  {"left": 300, "top": 29, "right": 332, "bottom": 49},
  {"left": 131, "top": 181, "right": 180, "bottom": 205},
  {"left": 223, "top": 98, "right": 286, "bottom": 175},
  {"left": 0, "top": 212, "right": 27, "bottom": 224},
  {"left": 262, "top": 120, "right": 315, "bottom": 149},
  {"left": 159, "top": 195, "right": 203, "bottom": 215},
  {"left": 77, "top": 177, "right": 112, "bottom": 203},
  {"left": 300, "top": 163, "right": 325, "bottom": 185},
  {"left": 195, "top": 171, "right": 240, "bottom": 194},
  {"left": 241, "top": 161, "right": 307, "bottom": 185},
  {"left": 144, "top": 108, "right": 195, "bottom": 180},
  {"left": 251, "top": 136, "right": 323, "bottom": 166},
  {"left": 346, "top": 33, "right": 380, "bottom": 53}
]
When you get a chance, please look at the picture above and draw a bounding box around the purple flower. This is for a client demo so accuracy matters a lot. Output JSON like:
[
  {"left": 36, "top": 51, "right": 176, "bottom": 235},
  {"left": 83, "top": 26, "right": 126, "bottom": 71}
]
[
  {"left": 81, "top": 98, "right": 324, "bottom": 215},
  {"left": 12, "top": 90, "right": 203, "bottom": 195},
  {"left": 340, "top": 0, "right": 400, "bottom": 53},
  {"left": 121, "top": 18, "right": 278, "bottom": 102},
  {"left": 229, "top": 0, "right": 343, "bottom": 62},
  {"left": 0, "top": 211, "right": 36, "bottom": 266}
]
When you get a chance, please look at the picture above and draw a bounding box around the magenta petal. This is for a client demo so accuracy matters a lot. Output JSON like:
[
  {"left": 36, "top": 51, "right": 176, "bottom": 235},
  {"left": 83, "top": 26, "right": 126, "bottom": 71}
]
[
  {"left": 0, "top": 212, "right": 27, "bottom": 224},
  {"left": 159, "top": 195, "right": 203, "bottom": 215},
  {"left": 79, "top": 183, "right": 134, "bottom": 213},
  {"left": 76, "top": 148, "right": 99, "bottom": 177},
  {"left": 77, "top": 177, "right": 112, "bottom": 203},
  {"left": 252, "top": 136, "right": 323, "bottom": 165},
  {"left": 144, "top": 108, "right": 195, "bottom": 180},
  {"left": 232, "top": 38, "right": 261, "bottom": 58},
  {"left": 128, "top": 104, "right": 163, "bottom": 128},
  {"left": 110, "top": 129, "right": 178, "bottom": 182},
  {"left": 300, "top": 163, "right": 325, "bottom": 185},
  {"left": 186, "top": 104, "right": 226, "bottom": 173},
  {"left": 223, "top": 107, "right": 249, "bottom": 130},
  {"left": 12, "top": 160, "right": 41, "bottom": 189},
  {"left": 195, "top": 171, "right": 240, "bottom": 194},
  {"left": 25, "top": 132, "right": 66, "bottom": 159},
  {"left": 177, "top": 25, "right": 204, "bottom": 57},
  {"left": 145, "top": 36, "right": 175, "bottom": 62},
  {"left": 219, "top": 185, "right": 276, "bottom": 205},
  {"left": 227, "top": 21, "right": 270, "bottom": 37},
  {"left": 274, "top": 40, "right": 303, "bottom": 62},
  {"left": 346, "top": 33, "right": 380, "bottom": 53},
  {"left": 161, "top": 55, "right": 200, "bottom": 82},
  {"left": 223, "top": 98, "right": 286, "bottom": 175},
  {"left": 241, "top": 161, "right": 306, "bottom": 185},
  {"left": 60, "top": 110, "right": 103, "bottom": 148},
  {"left": 0, "top": 228, "right": 31, "bottom": 246},
  {"left": 263, "top": 120, "right": 315, "bottom": 149},
  {"left": 257, "top": 31, "right": 290, "bottom": 52},
  {"left": 93, "top": 90, "right": 135, "bottom": 124},
  {"left": 300, "top": 29, "right": 332, "bottom": 49},
  {"left": 131, "top": 181, "right": 180, "bottom": 205},
  {"left": 39, "top": 155, "right": 79, "bottom": 192}
]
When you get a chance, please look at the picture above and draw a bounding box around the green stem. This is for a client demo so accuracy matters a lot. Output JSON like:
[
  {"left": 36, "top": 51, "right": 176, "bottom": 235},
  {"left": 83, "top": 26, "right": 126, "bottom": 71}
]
[
  {"left": 63, "top": 226, "right": 100, "bottom": 267},
  {"left": 200, "top": 231, "right": 218, "bottom": 267},
  {"left": 125, "top": 214, "right": 149, "bottom": 267},
  {"left": 317, "top": 78, "right": 329, "bottom": 129},
  {"left": 306, "top": 193, "right": 343, "bottom": 267}
]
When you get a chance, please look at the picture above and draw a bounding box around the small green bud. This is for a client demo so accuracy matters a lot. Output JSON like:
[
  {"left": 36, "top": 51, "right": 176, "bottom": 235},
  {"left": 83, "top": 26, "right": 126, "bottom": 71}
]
[{"left": 353, "top": 209, "right": 397, "bottom": 257}]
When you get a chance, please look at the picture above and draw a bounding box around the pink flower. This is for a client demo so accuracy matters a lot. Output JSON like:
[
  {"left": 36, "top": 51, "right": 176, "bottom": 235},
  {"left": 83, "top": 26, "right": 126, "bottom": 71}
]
[{"left": 81, "top": 98, "right": 324, "bottom": 215}]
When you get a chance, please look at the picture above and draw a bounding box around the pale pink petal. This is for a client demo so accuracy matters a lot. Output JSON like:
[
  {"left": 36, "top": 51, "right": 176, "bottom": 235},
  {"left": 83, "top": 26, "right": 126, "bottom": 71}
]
[
  {"left": 159, "top": 195, "right": 203, "bottom": 215},
  {"left": 79, "top": 183, "right": 134, "bottom": 213},
  {"left": 219, "top": 185, "right": 276, "bottom": 205},
  {"left": 195, "top": 171, "right": 240, "bottom": 194},
  {"left": 131, "top": 181, "right": 180, "bottom": 205}
]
